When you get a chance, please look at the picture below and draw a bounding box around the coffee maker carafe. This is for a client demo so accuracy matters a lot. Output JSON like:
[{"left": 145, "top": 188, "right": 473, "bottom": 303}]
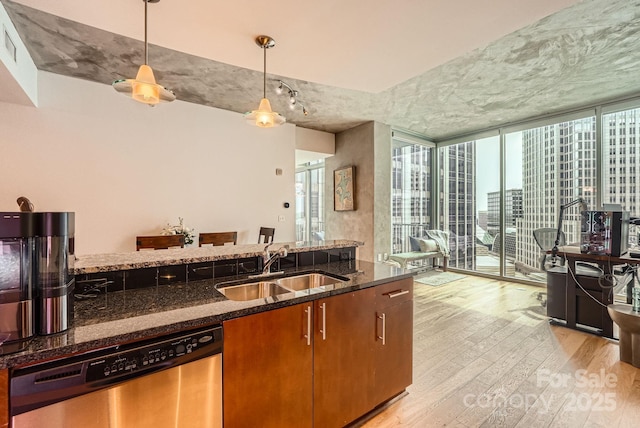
[{"left": 0, "top": 213, "right": 35, "bottom": 353}]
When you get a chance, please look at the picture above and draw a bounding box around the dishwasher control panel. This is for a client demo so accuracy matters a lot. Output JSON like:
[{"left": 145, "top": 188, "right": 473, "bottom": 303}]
[
  {"left": 85, "top": 327, "right": 222, "bottom": 382},
  {"left": 11, "top": 325, "right": 222, "bottom": 416}
]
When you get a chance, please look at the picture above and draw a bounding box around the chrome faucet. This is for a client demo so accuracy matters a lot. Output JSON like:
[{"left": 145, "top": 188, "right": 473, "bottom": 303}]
[{"left": 260, "top": 243, "right": 289, "bottom": 275}]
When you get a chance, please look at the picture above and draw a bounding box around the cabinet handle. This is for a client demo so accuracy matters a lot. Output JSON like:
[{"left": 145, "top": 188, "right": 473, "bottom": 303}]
[
  {"left": 377, "top": 313, "right": 386, "bottom": 345},
  {"left": 304, "top": 306, "right": 311, "bottom": 346},
  {"left": 320, "top": 302, "right": 326, "bottom": 341},
  {"left": 386, "top": 289, "right": 409, "bottom": 299}
]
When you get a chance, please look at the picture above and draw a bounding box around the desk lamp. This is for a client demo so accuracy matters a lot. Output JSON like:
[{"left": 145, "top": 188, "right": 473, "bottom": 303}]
[{"left": 551, "top": 197, "right": 588, "bottom": 263}]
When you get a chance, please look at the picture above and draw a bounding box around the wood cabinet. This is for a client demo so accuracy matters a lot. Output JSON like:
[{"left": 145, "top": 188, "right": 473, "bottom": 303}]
[
  {"left": 223, "top": 303, "right": 313, "bottom": 428},
  {"left": 373, "top": 278, "right": 413, "bottom": 406},
  {"left": 313, "top": 289, "right": 375, "bottom": 428},
  {"left": 1, "top": 369, "right": 7, "bottom": 428},
  {"left": 222, "top": 279, "right": 412, "bottom": 428}
]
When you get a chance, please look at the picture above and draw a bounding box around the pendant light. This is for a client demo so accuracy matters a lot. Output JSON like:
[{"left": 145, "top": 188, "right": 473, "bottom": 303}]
[
  {"left": 112, "top": 0, "right": 175, "bottom": 106},
  {"left": 244, "top": 35, "right": 285, "bottom": 128}
]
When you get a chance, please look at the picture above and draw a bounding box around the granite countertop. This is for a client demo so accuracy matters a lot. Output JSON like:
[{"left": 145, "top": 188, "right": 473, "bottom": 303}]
[
  {"left": 72, "top": 239, "right": 363, "bottom": 274},
  {"left": 0, "top": 259, "right": 411, "bottom": 369}
]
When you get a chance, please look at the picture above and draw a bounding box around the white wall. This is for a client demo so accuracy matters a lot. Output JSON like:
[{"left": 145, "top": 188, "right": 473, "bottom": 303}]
[
  {"left": 0, "top": 72, "right": 298, "bottom": 254},
  {"left": 0, "top": 1, "right": 38, "bottom": 105},
  {"left": 295, "top": 126, "right": 335, "bottom": 166}
]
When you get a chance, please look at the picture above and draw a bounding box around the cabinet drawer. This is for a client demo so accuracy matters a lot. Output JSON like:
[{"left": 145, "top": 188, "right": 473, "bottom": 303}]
[{"left": 376, "top": 278, "right": 413, "bottom": 305}]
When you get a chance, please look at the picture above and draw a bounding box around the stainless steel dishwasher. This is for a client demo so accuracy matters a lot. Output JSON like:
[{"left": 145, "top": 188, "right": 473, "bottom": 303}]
[{"left": 10, "top": 325, "right": 223, "bottom": 428}]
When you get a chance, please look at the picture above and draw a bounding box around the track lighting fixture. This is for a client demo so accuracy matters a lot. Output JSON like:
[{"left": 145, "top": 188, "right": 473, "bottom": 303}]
[{"left": 276, "top": 80, "right": 309, "bottom": 116}]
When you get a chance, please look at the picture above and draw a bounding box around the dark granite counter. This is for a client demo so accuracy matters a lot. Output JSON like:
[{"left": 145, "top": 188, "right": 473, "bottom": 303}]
[
  {"left": 72, "top": 239, "right": 363, "bottom": 274},
  {"left": 0, "top": 259, "right": 411, "bottom": 370}
]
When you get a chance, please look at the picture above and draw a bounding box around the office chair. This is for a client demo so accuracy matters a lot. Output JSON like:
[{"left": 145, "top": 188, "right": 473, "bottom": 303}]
[{"left": 533, "top": 228, "right": 564, "bottom": 271}]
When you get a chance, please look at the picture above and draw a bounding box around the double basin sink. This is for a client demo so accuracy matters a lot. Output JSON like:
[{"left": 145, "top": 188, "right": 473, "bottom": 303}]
[{"left": 216, "top": 272, "right": 348, "bottom": 301}]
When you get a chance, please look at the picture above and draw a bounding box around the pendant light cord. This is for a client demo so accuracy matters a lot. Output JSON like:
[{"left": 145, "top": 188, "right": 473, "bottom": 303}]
[
  {"left": 144, "top": 0, "right": 149, "bottom": 65},
  {"left": 263, "top": 45, "right": 267, "bottom": 99}
]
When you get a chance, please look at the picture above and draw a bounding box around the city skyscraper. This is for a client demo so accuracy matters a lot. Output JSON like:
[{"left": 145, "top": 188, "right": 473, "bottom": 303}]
[
  {"left": 487, "top": 188, "right": 523, "bottom": 236},
  {"left": 439, "top": 142, "right": 476, "bottom": 269},
  {"left": 602, "top": 108, "right": 639, "bottom": 215},
  {"left": 517, "top": 118, "right": 597, "bottom": 272}
]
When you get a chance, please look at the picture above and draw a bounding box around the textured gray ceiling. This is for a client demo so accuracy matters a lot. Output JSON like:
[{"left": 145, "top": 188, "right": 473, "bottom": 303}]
[{"left": 3, "top": 0, "right": 640, "bottom": 140}]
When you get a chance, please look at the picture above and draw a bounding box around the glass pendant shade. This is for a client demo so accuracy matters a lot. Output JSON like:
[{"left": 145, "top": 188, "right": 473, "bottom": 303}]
[
  {"left": 113, "top": 64, "right": 175, "bottom": 105},
  {"left": 246, "top": 98, "right": 286, "bottom": 128},
  {"left": 244, "top": 35, "right": 285, "bottom": 127},
  {"left": 112, "top": 0, "right": 175, "bottom": 106}
]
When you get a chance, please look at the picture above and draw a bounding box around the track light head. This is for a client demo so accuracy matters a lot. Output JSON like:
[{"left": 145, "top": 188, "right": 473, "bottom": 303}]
[{"left": 275, "top": 79, "right": 309, "bottom": 117}]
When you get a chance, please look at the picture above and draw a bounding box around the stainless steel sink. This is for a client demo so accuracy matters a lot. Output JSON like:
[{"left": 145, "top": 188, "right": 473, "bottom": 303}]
[
  {"left": 216, "top": 272, "right": 348, "bottom": 301},
  {"left": 217, "top": 281, "right": 291, "bottom": 301},
  {"left": 275, "top": 273, "right": 345, "bottom": 291}
]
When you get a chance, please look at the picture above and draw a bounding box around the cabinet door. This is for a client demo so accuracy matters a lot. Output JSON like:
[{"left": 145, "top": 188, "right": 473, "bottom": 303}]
[
  {"left": 374, "top": 299, "right": 413, "bottom": 406},
  {"left": 314, "top": 289, "right": 376, "bottom": 428},
  {"left": 223, "top": 303, "right": 313, "bottom": 428},
  {"left": 374, "top": 279, "right": 413, "bottom": 406},
  {"left": 1, "top": 369, "right": 7, "bottom": 428}
]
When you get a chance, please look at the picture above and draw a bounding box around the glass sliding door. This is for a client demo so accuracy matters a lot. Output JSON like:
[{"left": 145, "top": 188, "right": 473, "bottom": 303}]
[
  {"left": 295, "top": 171, "right": 308, "bottom": 241},
  {"left": 391, "top": 139, "right": 433, "bottom": 254},
  {"left": 295, "top": 161, "right": 325, "bottom": 242},
  {"left": 439, "top": 136, "right": 499, "bottom": 272}
]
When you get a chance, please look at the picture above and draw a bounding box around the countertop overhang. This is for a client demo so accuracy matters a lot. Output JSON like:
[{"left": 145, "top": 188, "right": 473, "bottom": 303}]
[{"left": 72, "top": 239, "right": 364, "bottom": 274}]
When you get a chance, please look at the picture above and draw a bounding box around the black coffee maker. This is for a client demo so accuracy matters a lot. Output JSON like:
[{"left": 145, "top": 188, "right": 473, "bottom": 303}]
[
  {"left": 0, "top": 213, "right": 36, "bottom": 354},
  {"left": 34, "top": 212, "right": 75, "bottom": 336},
  {"left": 0, "top": 211, "right": 75, "bottom": 354}
]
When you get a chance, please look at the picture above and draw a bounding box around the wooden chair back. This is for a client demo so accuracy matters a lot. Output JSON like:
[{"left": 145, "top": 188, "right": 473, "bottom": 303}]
[
  {"left": 136, "top": 234, "right": 185, "bottom": 251},
  {"left": 199, "top": 231, "right": 238, "bottom": 247},
  {"left": 258, "top": 227, "right": 275, "bottom": 244}
]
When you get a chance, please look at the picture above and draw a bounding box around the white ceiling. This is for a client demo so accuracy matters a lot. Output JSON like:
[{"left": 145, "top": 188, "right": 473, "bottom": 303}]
[
  {"left": 11, "top": 0, "right": 581, "bottom": 93},
  {"left": 5, "top": 0, "right": 640, "bottom": 139}
]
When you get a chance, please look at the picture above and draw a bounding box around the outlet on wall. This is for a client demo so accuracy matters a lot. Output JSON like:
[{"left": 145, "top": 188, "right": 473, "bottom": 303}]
[{"left": 278, "top": 215, "right": 285, "bottom": 222}]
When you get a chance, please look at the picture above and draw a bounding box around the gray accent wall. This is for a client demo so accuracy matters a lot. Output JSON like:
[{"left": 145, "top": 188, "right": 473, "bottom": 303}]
[
  {"left": 325, "top": 122, "right": 391, "bottom": 263},
  {"left": 4, "top": 0, "right": 640, "bottom": 140}
]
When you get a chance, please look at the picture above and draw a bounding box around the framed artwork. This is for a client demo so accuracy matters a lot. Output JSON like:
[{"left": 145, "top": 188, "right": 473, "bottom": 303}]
[{"left": 334, "top": 166, "right": 355, "bottom": 211}]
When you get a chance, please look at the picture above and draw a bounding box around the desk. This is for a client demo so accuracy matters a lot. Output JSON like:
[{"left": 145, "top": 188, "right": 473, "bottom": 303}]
[{"left": 549, "top": 246, "right": 637, "bottom": 339}]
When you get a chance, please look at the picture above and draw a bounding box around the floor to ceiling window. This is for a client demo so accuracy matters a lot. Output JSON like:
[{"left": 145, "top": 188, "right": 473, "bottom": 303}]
[
  {"left": 392, "top": 96, "right": 640, "bottom": 282},
  {"left": 390, "top": 134, "right": 434, "bottom": 254},
  {"left": 602, "top": 105, "right": 640, "bottom": 249},
  {"left": 505, "top": 116, "right": 597, "bottom": 283},
  {"left": 295, "top": 160, "right": 325, "bottom": 242}
]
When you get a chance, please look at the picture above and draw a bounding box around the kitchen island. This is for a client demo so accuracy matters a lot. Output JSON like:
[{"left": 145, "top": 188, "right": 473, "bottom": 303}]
[{"left": 1, "top": 240, "right": 414, "bottom": 428}]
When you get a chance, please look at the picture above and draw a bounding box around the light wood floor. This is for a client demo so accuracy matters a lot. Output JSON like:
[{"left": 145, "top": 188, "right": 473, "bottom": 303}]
[{"left": 361, "top": 273, "right": 640, "bottom": 428}]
